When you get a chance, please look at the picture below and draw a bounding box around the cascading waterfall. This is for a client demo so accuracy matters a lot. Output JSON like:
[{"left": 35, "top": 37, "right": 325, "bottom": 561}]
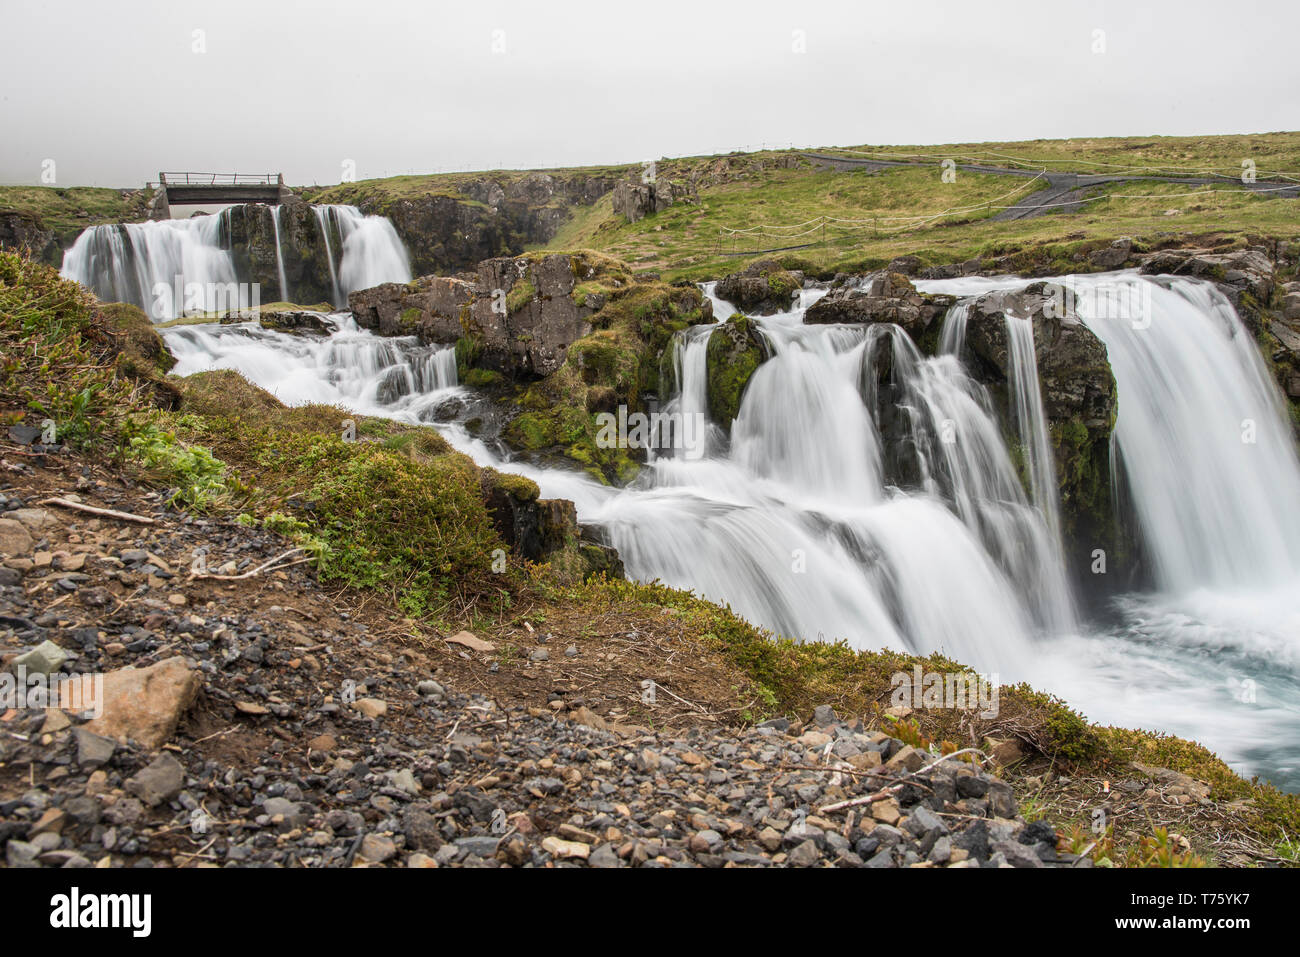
[
  {"left": 136, "top": 268, "right": 1300, "bottom": 786},
  {"left": 332, "top": 205, "right": 413, "bottom": 296},
  {"left": 60, "top": 212, "right": 238, "bottom": 320},
  {"left": 61, "top": 203, "right": 411, "bottom": 320},
  {"left": 312, "top": 206, "right": 343, "bottom": 307},
  {"left": 163, "top": 314, "right": 458, "bottom": 419},
  {"left": 270, "top": 206, "right": 291, "bottom": 302},
  {"left": 871, "top": 319, "right": 1076, "bottom": 633},
  {"left": 1067, "top": 274, "right": 1300, "bottom": 591},
  {"left": 1002, "top": 315, "right": 1064, "bottom": 544}
]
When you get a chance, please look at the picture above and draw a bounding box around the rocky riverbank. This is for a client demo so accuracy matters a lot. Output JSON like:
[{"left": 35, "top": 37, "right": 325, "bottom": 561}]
[{"left": 0, "top": 460, "right": 1085, "bottom": 869}]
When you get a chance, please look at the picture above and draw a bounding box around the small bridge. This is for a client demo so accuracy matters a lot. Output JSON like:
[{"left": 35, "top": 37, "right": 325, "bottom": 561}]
[{"left": 148, "top": 172, "right": 295, "bottom": 219}]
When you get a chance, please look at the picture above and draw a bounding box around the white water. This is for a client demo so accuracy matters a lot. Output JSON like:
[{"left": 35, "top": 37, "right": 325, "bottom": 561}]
[
  {"left": 111, "top": 270, "right": 1300, "bottom": 787},
  {"left": 332, "top": 205, "right": 412, "bottom": 296},
  {"left": 61, "top": 204, "right": 411, "bottom": 319},
  {"left": 312, "top": 206, "right": 343, "bottom": 307},
  {"left": 270, "top": 207, "right": 290, "bottom": 302},
  {"left": 163, "top": 315, "right": 457, "bottom": 418},
  {"left": 60, "top": 213, "right": 238, "bottom": 320}
]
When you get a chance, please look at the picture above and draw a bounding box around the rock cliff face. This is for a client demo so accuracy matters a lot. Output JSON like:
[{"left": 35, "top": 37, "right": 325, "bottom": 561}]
[
  {"left": 706, "top": 315, "right": 768, "bottom": 428},
  {"left": 348, "top": 252, "right": 608, "bottom": 379},
  {"left": 0, "top": 210, "right": 57, "bottom": 264},
  {"left": 805, "top": 272, "right": 954, "bottom": 346},
  {"left": 313, "top": 172, "right": 617, "bottom": 277},
  {"left": 224, "top": 201, "right": 336, "bottom": 306},
  {"left": 611, "top": 177, "right": 698, "bottom": 223}
]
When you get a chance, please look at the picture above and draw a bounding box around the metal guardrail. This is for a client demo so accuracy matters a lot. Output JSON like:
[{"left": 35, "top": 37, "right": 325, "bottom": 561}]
[{"left": 157, "top": 172, "right": 282, "bottom": 187}]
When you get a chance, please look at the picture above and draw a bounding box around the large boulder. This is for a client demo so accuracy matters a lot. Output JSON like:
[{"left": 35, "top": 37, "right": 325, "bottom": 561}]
[
  {"left": 349, "top": 253, "right": 611, "bottom": 379},
  {"left": 706, "top": 314, "right": 768, "bottom": 427},
  {"left": 805, "top": 272, "right": 953, "bottom": 342},
  {"left": 80, "top": 656, "right": 201, "bottom": 750},
  {"left": 715, "top": 260, "right": 802, "bottom": 315}
]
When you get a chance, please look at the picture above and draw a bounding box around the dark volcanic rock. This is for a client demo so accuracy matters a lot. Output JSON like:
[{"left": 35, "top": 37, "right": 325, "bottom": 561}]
[
  {"left": 964, "top": 283, "right": 1123, "bottom": 589},
  {"left": 715, "top": 260, "right": 802, "bottom": 316},
  {"left": 805, "top": 272, "right": 953, "bottom": 343},
  {"left": 348, "top": 253, "right": 604, "bottom": 379}
]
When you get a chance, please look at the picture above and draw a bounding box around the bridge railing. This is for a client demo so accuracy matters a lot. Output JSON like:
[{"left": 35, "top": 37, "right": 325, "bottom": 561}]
[{"left": 158, "top": 172, "right": 283, "bottom": 187}]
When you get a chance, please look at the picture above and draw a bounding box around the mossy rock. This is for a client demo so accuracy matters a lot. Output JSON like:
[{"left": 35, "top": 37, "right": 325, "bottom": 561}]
[{"left": 705, "top": 313, "right": 767, "bottom": 427}]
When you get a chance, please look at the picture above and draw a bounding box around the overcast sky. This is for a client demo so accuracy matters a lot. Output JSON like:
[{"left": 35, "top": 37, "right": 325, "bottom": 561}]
[{"left": 4, "top": 0, "right": 1298, "bottom": 187}]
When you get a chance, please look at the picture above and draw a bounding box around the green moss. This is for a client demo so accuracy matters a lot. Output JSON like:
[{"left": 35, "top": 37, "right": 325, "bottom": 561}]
[
  {"left": 705, "top": 313, "right": 765, "bottom": 426},
  {"left": 0, "top": 252, "right": 167, "bottom": 447},
  {"left": 462, "top": 368, "right": 504, "bottom": 388},
  {"left": 506, "top": 276, "right": 537, "bottom": 314}
]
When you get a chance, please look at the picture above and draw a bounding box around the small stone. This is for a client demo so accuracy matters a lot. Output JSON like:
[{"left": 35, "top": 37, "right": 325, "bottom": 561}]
[
  {"left": 308, "top": 733, "right": 337, "bottom": 752},
  {"left": 42, "top": 709, "right": 72, "bottom": 734},
  {"left": 74, "top": 728, "right": 117, "bottom": 768},
  {"left": 14, "top": 639, "right": 68, "bottom": 677},
  {"left": 688, "top": 829, "right": 723, "bottom": 853},
  {"left": 29, "top": 807, "right": 67, "bottom": 837},
  {"left": 870, "top": 798, "right": 902, "bottom": 826},
  {"left": 125, "top": 752, "right": 186, "bottom": 807},
  {"left": 884, "top": 744, "right": 925, "bottom": 773},
  {"left": 529, "top": 648, "right": 549, "bottom": 662},
  {"left": 541, "top": 836, "right": 589, "bottom": 860},
  {"left": 787, "top": 839, "right": 820, "bottom": 867},
  {"left": 588, "top": 843, "right": 623, "bottom": 868},
  {"left": 352, "top": 698, "right": 387, "bottom": 719},
  {"left": 812, "top": 704, "right": 838, "bottom": 727},
  {"left": 167, "top": 593, "right": 188, "bottom": 607},
  {"left": 358, "top": 834, "right": 397, "bottom": 863}
]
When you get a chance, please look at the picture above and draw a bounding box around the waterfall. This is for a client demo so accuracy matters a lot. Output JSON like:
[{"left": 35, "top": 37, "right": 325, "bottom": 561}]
[
  {"left": 1003, "top": 313, "right": 1065, "bottom": 546},
  {"left": 147, "top": 269, "right": 1300, "bottom": 786},
  {"left": 1064, "top": 274, "right": 1300, "bottom": 591},
  {"left": 332, "top": 205, "right": 412, "bottom": 295},
  {"left": 61, "top": 203, "right": 411, "bottom": 321},
  {"left": 270, "top": 207, "right": 291, "bottom": 302},
  {"left": 60, "top": 212, "right": 238, "bottom": 320},
  {"left": 312, "top": 206, "right": 343, "bottom": 307},
  {"left": 163, "top": 315, "right": 458, "bottom": 419}
]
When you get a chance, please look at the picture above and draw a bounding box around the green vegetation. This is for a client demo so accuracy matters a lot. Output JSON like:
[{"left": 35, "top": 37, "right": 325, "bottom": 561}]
[
  {"left": 497, "top": 272, "right": 710, "bottom": 483},
  {"left": 122, "top": 420, "right": 239, "bottom": 510},
  {"left": 0, "top": 251, "right": 171, "bottom": 447},
  {"left": 0, "top": 185, "right": 150, "bottom": 240},
  {"left": 705, "top": 313, "right": 765, "bottom": 426},
  {"left": 166, "top": 370, "right": 506, "bottom": 620}
]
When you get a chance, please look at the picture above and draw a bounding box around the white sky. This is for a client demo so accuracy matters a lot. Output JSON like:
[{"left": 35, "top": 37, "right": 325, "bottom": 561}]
[{"left": 3, "top": 0, "right": 1297, "bottom": 187}]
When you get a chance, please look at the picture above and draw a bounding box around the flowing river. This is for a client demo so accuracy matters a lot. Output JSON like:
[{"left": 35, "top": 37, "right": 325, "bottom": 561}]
[{"left": 61, "top": 219, "right": 1300, "bottom": 789}]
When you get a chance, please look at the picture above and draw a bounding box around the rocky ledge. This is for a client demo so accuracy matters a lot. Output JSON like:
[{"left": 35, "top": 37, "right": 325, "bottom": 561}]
[{"left": 348, "top": 253, "right": 615, "bottom": 379}]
